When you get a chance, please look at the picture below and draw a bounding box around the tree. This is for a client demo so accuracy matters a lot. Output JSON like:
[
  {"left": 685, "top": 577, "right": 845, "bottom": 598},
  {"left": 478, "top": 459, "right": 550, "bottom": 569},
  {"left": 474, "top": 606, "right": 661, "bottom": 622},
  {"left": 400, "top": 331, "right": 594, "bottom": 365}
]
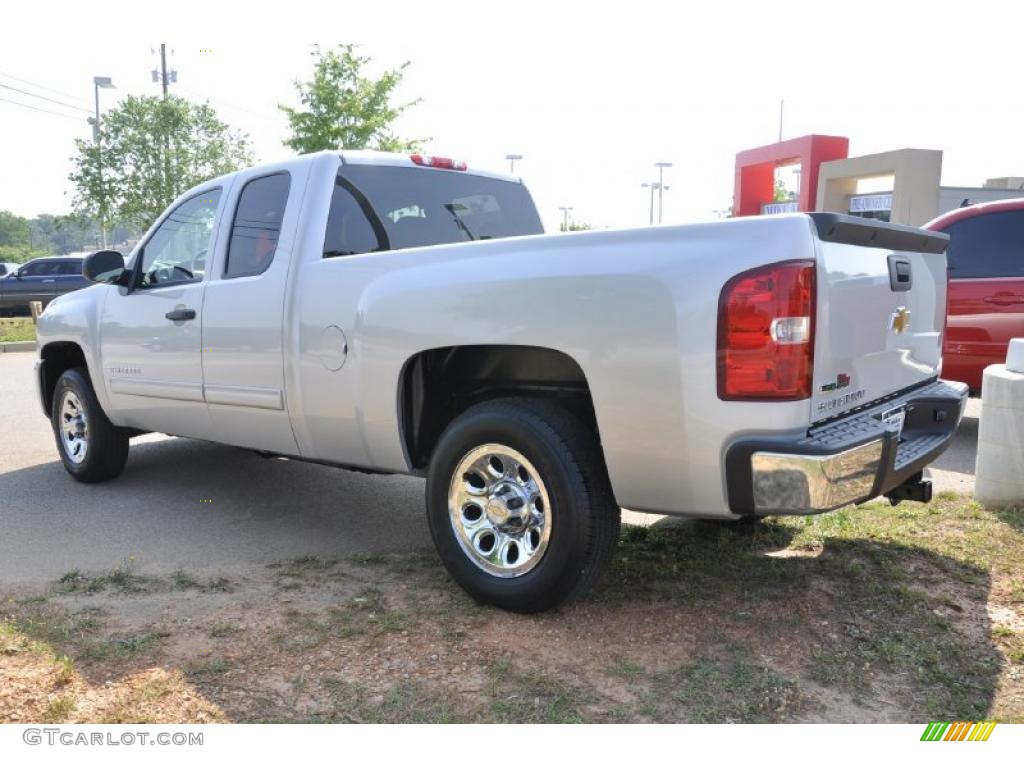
[
  {"left": 0, "top": 210, "right": 27, "bottom": 248},
  {"left": 773, "top": 178, "right": 792, "bottom": 203},
  {"left": 69, "top": 95, "right": 253, "bottom": 231},
  {"left": 280, "top": 45, "right": 422, "bottom": 154}
]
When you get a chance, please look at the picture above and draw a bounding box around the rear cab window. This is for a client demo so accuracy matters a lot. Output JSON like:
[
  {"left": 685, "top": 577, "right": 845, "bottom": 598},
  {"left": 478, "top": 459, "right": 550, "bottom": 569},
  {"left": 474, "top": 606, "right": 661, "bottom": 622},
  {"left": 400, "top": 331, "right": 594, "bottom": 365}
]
[
  {"left": 943, "top": 209, "right": 1024, "bottom": 279},
  {"left": 323, "top": 164, "right": 543, "bottom": 257}
]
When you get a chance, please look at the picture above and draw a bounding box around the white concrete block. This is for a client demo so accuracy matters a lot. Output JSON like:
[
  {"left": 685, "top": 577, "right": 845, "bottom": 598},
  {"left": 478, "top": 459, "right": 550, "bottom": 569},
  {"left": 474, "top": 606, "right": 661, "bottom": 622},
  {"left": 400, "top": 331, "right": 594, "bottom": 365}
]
[
  {"left": 976, "top": 405, "right": 1024, "bottom": 450},
  {"left": 1008, "top": 338, "right": 1024, "bottom": 374},
  {"left": 980, "top": 365, "right": 1024, "bottom": 410},
  {"left": 976, "top": 361, "right": 1024, "bottom": 507},
  {"left": 975, "top": 475, "right": 1024, "bottom": 506}
]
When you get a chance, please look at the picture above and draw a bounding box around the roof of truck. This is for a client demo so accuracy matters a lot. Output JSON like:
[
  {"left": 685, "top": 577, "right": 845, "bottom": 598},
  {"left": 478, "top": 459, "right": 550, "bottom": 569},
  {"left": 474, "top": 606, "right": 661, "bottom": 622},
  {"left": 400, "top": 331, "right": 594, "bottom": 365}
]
[{"left": 338, "top": 149, "right": 522, "bottom": 183}]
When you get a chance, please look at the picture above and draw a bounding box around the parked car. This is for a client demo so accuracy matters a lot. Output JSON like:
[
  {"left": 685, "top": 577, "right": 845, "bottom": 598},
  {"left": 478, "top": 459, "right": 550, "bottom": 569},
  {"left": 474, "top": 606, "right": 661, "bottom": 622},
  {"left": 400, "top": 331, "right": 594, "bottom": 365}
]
[
  {"left": 925, "top": 198, "right": 1024, "bottom": 393},
  {"left": 0, "top": 261, "right": 20, "bottom": 277},
  {"left": 34, "top": 151, "right": 967, "bottom": 612},
  {"left": 0, "top": 255, "right": 90, "bottom": 316}
]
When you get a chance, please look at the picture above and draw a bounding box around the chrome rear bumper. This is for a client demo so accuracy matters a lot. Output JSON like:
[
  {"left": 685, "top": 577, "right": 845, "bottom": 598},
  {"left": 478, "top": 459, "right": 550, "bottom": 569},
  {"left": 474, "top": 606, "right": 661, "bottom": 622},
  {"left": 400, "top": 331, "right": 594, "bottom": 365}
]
[{"left": 726, "top": 379, "right": 969, "bottom": 516}]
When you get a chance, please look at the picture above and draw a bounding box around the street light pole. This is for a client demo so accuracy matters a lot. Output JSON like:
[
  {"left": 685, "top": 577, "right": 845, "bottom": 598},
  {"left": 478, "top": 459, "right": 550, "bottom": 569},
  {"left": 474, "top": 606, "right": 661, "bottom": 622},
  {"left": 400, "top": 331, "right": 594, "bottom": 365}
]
[
  {"left": 655, "top": 161, "right": 672, "bottom": 224},
  {"left": 558, "top": 206, "right": 573, "bottom": 231},
  {"left": 641, "top": 183, "right": 655, "bottom": 225},
  {"left": 505, "top": 153, "right": 523, "bottom": 174},
  {"left": 92, "top": 76, "right": 115, "bottom": 249}
]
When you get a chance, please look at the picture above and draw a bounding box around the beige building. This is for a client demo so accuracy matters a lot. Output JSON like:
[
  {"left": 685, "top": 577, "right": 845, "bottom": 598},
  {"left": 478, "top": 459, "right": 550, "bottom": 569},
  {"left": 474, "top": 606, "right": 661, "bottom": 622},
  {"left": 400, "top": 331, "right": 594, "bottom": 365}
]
[{"left": 815, "top": 148, "right": 1024, "bottom": 226}]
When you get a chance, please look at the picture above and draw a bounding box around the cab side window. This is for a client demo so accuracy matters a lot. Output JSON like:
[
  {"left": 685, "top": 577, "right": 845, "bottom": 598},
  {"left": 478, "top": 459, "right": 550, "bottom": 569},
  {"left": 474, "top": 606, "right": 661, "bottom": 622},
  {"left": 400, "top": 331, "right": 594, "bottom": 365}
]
[
  {"left": 945, "top": 210, "right": 1024, "bottom": 279},
  {"left": 225, "top": 173, "right": 291, "bottom": 278},
  {"left": 138, "top": 190, "right": 221, "bottom": 289}
]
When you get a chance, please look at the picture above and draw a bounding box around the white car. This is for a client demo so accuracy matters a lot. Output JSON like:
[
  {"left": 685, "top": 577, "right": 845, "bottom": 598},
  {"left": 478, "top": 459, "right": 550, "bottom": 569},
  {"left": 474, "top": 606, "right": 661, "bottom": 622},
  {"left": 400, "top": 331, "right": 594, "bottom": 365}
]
[{"left": 34, "top": 150, "right": 968, "bottom": 611}]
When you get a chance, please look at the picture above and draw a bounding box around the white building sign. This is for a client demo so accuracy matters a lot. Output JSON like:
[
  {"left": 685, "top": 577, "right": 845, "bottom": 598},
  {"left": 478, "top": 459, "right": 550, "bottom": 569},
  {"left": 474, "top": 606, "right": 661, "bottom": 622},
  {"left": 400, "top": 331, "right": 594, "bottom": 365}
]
[
  {"left": 849, "top": 193, "right": 893, "bottom": 213},
  {"left": 761, "top": 201, "right": 799, "bottom": 215}
]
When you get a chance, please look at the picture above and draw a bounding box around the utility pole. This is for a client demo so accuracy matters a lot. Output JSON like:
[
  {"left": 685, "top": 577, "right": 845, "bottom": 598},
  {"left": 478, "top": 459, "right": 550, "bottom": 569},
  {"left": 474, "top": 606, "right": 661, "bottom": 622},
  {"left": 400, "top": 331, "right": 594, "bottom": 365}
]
[
  {"left": 778, "top": 98, "right": 784, "bottom": 142},
  {"left": 152, "top": 45, "right": 177, "bottom": 212},
  {"left": 160, "top": 44, "right": 168, "bottom": 97},
  {"left": 91, "top": 76, "right": 115, "bottom": 249},
  {"left": 642, "top": 182, "right": 670, "bottom": 225},
  {"left": 641, "top": 183, "right": 655, "bottom": 225},
  {"left": 558, "top": 207, "right": 573, "bottom": 231},
  {"left": 655, "top": 162, "right": 672, "bottom": 224},
  {"left": 505, "top": 153, "right": 523, "bottom": 174}
]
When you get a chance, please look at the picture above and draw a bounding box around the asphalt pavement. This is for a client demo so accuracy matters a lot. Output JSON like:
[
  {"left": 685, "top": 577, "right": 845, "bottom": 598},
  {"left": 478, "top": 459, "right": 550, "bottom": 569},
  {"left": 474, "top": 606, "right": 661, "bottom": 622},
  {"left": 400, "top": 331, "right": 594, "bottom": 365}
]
[{"left": 0, "top": 352, "right": 981, "bottom": 586}]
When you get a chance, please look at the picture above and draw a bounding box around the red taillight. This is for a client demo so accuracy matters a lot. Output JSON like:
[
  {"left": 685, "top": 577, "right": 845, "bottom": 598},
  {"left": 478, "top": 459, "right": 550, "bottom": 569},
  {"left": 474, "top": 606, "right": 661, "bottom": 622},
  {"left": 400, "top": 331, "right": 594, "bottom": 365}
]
[
  {"left": 410, "top": 153, "right": 467, "bottom": 171},
  {"left": 717, "top": 260, "right": 816, "bottom": 400}
]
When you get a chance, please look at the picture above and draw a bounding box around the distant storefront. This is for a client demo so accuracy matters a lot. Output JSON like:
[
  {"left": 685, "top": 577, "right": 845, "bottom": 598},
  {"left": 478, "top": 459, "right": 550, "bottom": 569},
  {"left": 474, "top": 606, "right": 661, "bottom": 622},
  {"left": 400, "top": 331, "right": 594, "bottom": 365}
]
[{"left": 734, "top": 136, "right": 1024, "bottom": 226}]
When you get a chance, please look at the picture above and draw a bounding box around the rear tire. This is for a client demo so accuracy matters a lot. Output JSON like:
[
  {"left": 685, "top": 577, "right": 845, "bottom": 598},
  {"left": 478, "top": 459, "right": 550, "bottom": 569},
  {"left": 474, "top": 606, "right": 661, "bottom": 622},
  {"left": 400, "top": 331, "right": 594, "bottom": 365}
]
[
  {"left": 51, "top": 367, "right": 129, "bottom": 483},
  {"left": 426, "top": 398, "right": 620, "bottom": 613}
]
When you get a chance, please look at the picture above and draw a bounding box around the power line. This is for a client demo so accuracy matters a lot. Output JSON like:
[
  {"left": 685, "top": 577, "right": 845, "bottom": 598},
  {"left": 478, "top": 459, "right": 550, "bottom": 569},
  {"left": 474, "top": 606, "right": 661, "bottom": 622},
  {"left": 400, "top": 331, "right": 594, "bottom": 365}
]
[
  {"left": 177, "top": 86, "right": 280, "bottom": 123},
  {"left": 0, "top": 70, "right": 91, "bottom": 106},
  {"left": 0, "top": 94, "right": 83, "bottom": 121},
  {"left": 0, "top": 81, "right": 91, "bottom": 114}
]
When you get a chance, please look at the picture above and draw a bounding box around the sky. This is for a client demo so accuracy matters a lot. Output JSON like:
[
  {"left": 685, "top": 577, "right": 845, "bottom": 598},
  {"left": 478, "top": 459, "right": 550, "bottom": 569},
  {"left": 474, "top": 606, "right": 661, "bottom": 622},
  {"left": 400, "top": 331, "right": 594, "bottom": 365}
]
[{"left": 1, "top": 0, "right": 1021, "bottom": 233}]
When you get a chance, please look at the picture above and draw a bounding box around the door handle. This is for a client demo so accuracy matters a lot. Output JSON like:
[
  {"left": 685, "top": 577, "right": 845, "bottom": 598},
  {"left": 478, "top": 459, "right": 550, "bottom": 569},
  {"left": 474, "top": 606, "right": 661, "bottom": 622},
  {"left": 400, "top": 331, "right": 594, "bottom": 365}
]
[
  {"left": 165, "top": 308, "right": 197, "bottom": 322},
  {"left": 984, "top": 294, "right": 1024, "bottom": 306},
  {"left": 42, "top": 279, "right": 56, "bottom": 283}
]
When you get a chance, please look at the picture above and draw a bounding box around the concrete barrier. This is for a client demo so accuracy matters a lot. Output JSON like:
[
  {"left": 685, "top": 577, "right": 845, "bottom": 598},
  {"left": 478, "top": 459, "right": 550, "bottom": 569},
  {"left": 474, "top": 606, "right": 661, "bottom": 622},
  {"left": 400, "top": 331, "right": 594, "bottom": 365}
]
[{"left": 975, "top": 338, "right": 1024, "bottom": 507}]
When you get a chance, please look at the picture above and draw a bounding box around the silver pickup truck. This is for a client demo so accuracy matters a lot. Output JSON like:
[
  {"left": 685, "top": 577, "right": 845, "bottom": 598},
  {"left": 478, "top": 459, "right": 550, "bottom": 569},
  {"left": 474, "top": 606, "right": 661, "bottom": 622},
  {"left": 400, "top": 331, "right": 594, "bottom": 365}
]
[{"left": 35, "top": 150, "right": 967, "bottom": 612}]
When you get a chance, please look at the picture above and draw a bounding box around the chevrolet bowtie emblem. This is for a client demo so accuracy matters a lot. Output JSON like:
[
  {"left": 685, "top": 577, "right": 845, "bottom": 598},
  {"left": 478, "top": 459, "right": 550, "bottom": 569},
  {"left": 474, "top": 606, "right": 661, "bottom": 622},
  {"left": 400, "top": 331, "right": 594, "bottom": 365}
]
[{"left": 890, "top": 306, "right": 911, "bottom": 334}]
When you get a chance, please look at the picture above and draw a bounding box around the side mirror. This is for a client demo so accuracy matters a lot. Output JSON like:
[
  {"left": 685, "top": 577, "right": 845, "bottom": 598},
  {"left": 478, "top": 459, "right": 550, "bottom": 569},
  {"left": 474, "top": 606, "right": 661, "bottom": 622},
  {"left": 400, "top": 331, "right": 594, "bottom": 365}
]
[{"left": 83, "top": 250, "right": 128, "bottom": 285}]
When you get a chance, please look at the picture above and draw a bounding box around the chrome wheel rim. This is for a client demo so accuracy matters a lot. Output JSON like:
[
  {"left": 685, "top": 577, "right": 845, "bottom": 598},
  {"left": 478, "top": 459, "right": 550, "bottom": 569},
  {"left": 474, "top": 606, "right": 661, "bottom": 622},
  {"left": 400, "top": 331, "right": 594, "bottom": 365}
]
[
  {"left": 448, "top": 444, "right": 552, "bottom": 578},
  {"left": 59, "top": 391, "right": 88, "bottom": 465}
]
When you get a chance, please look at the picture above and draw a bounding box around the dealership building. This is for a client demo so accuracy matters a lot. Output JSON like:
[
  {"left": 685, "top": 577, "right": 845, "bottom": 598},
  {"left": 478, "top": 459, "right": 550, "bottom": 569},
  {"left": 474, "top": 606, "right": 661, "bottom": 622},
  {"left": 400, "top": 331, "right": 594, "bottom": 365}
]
[{"left": 733, "top": 134, "right": 1024, "bottom": 226}]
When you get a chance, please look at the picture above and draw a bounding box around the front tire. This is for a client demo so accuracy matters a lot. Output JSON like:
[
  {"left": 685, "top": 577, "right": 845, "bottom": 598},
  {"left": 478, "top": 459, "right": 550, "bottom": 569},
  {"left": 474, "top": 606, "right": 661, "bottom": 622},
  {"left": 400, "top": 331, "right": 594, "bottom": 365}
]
[
  {"left": 426, "top": 398, "right": 620, "bottom": 613},
  {"left": 51, "top": 367, "right": 129, "bottom": 482}
]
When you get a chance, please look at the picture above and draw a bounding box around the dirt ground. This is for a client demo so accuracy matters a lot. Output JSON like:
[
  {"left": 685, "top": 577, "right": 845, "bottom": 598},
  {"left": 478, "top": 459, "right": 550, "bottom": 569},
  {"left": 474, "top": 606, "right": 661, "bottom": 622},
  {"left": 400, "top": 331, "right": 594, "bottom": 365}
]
[{"left": 2, "top": 493, "right": 1023, "bottom": 724}]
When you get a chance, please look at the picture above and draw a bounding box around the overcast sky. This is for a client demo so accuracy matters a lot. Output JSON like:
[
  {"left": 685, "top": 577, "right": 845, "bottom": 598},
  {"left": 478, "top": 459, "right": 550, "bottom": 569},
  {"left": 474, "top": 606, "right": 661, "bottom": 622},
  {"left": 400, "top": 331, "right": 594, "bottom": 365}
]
[{"left": 2, "top": 1, "right": 1020, "bottom": 232}]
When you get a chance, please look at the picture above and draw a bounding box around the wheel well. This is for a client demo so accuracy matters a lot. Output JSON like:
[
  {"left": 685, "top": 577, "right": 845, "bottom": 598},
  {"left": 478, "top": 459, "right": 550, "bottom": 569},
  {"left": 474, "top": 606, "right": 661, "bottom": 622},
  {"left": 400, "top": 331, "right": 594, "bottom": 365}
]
[
  {"left": 39, "top": 342, "right": 87, "bottom": 416},
  {"left": 399, "top": 345, "right": 599, "bottom": 470}
]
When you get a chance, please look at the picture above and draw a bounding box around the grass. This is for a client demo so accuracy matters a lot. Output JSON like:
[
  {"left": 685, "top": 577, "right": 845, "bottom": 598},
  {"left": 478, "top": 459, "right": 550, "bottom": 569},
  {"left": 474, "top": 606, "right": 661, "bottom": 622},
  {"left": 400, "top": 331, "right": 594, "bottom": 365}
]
[
  {"left": 57, "top": 561, "right": 161, "bottom": 595},
  {"left": 172, "top": 570, "right": 232, "bottom": 593},
  {"left": 596, "top": 496, "right": 1024, "bottom": 719},
  {"left": 271, "top": 589, "right": 408, "bottom": 653},
  {"left": 208, "top": 621, "right": 241, "bottom": 638},
  {"left": 42, "top": 696, "right": 76, "bottom": 721},
  {"left": 0, "top": 317, "right": 35, "bottom": 343},
  {"left": 3, "top": 494, "right": 1022, "bottom": 724},
  {"left": 642, "top": 646, "right": 803, "bottom": 723},
  {"left": 81, "top": 630, "right": 170, "bottom": 661},
  {"left": 185, "top": 656, "right": 231, "bottom": 680}
]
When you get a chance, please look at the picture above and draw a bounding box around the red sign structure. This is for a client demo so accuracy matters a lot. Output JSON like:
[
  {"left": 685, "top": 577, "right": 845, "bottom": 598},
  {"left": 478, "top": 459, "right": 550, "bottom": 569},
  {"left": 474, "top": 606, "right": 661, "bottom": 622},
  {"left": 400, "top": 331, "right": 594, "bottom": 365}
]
[{"left": 733, "top": 135, "right": 849, "bottom": 216}]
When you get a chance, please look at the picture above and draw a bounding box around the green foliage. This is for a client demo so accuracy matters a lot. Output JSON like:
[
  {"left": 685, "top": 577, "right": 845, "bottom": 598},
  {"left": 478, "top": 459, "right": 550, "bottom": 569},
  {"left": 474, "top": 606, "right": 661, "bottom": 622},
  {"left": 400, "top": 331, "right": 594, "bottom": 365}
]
[
  {"left": 560, "top": 221, "right": 593, "bottom": 232},
  {"left": 280, "top": 45, "right": 423, "bottom": 154},
  {"left": 0, "top": 210, "right": 27, "bottom": 248},
  {"left": 0, "top": 244, "right": 47, "bottom": 264},
  {"left": 69, "top": 95, "right": 253, "bottom": 232},
  {"left": 773, "top": 178, "right": 792, "bottom": 203}
]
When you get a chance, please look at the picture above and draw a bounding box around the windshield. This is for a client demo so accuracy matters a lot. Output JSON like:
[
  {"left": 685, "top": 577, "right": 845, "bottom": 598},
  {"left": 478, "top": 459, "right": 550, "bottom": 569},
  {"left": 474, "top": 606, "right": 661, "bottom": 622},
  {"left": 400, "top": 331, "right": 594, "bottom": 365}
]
[{"left": 323, "top": 165, "right": 544, "bottom": 257}]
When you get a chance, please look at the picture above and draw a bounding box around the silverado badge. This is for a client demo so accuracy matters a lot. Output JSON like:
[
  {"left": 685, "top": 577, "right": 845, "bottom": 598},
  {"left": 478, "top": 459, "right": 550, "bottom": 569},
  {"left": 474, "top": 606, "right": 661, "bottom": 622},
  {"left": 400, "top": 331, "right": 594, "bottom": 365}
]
[
  {"left": 890, "top": 306, "right": 911, "bottom": 334},
  {"left": 820, "top": 373, "right": 851, "bottom": 393}
]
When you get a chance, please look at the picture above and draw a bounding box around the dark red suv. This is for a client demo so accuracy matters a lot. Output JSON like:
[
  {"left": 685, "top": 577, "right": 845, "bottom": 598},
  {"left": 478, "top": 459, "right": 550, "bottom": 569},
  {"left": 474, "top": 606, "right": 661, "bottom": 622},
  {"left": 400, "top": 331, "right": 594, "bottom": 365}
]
[{"left": 926, "top": 198, "right": 1024, "bottom": 393}]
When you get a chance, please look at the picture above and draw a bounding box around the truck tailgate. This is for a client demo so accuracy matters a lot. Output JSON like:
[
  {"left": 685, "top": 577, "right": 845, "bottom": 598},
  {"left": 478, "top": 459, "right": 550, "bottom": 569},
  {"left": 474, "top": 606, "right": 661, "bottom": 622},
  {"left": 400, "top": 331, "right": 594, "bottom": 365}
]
[{"left": 809, "top": 214, "right": 951, "bottom": 422}]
